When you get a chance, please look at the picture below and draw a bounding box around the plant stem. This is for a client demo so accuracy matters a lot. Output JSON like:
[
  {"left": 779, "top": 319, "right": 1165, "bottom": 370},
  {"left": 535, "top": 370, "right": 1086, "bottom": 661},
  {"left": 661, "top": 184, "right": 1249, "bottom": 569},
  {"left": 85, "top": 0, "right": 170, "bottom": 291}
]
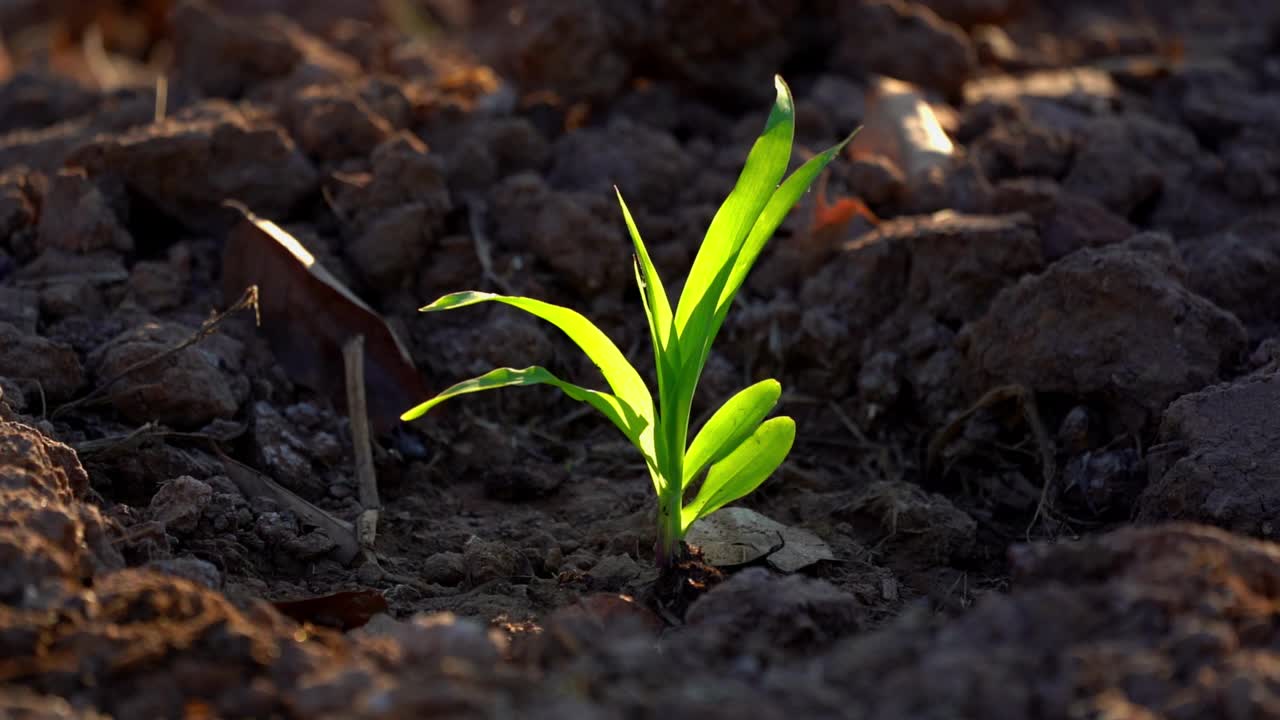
[
  {"left": 657, "top": 483, "right": 683, "bottom": 568},
  {"left": 655, "top": 399, "right": 690, "bottom": 568}
]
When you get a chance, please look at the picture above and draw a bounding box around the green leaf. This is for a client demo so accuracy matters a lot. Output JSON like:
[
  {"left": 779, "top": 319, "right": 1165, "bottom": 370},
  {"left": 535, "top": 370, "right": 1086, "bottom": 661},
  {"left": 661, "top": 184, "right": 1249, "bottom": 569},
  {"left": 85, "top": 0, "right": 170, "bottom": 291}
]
[
  {"left": 680, "top": 416, "right": 795, "bottom": 533},
  {"left": 616, "top": 188, "right": 675, "bottom": 362},
  {"left": 418, "top": 291, "right": 653, "bottom": 427},
  {"left": 687, "top": 134, "right": 857, "bottom": 363},
  {"left": 716, "top": 131, "right": 857, "bottom": 320},
  {"left": 683, "top": 379, "right": 781, "bottom": 486},
  {"left": 675, "top": 76, "right": 795, "bottom": 342},
  {"left": 399, "top": 366, "right": 656, "bottom": 468}
]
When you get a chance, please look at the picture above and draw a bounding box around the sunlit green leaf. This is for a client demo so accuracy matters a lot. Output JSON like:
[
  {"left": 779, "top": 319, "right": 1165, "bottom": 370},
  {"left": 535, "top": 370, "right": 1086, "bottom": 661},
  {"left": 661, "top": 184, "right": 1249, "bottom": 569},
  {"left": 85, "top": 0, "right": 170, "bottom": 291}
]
[
  {"left": 681, "top": 416, "right": 795, "bottom": 533},
  {"left": 675, "top": 76, "right": 794, "bottom": 345},
  {"left": 718, "top": 130, "right": 857, "bottom": 320},
  {"left": 400, "top": 365, "right": 656, "bottom": 471},
  {"left": 683, "top": 379, "right": 780, "bottom": 486},
  {"left": 419, "top": 291, "right": 653, "bottom": 426}
]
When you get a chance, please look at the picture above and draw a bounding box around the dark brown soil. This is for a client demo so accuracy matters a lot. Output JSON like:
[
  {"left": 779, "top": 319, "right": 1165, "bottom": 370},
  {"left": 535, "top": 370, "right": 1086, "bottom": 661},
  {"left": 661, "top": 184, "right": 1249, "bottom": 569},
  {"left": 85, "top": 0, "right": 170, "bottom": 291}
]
[{"left": 3, "top": 0, "right": 1280, "bottom": 717}]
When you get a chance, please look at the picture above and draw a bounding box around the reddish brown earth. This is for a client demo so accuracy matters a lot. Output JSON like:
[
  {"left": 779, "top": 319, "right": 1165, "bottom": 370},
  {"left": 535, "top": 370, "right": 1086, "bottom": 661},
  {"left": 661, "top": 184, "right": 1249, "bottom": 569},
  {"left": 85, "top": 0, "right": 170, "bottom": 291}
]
[{"left": 3, "top": 0, "right": 1280, "bottom": 717}]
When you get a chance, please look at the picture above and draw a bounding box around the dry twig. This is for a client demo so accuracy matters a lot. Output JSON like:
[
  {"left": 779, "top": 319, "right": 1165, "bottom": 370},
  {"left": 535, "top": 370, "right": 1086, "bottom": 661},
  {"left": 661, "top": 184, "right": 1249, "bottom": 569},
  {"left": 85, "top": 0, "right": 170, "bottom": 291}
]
[
  {"left": 343, "top": 335, "right": 382, "bottom": 563},
  {"left": 54, "top": 286, "right": 260, "bottom": 418}
]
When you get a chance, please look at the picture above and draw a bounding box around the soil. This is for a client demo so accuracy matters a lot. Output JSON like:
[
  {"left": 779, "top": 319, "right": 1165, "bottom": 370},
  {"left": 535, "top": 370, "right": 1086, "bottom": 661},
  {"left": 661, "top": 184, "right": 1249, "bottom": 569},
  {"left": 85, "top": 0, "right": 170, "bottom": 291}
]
[{"left": 3, "top": 0, "right": 1280, "bottom": 717}]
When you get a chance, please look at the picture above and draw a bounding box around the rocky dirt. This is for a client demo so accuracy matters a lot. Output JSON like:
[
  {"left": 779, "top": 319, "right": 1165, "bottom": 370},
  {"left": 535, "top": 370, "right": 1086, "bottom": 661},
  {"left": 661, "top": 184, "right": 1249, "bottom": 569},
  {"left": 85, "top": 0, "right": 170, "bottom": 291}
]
[{"left": 3, "top": 0, "right": 1280, "bottom": 717}]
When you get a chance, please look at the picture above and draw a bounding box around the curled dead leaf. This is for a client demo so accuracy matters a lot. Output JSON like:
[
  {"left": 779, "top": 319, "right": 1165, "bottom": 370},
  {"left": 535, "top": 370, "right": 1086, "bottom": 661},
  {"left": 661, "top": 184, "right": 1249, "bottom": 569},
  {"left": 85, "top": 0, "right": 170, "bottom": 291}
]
[{"left": 221, "top": 203, "right": 427, "bottom": 435}]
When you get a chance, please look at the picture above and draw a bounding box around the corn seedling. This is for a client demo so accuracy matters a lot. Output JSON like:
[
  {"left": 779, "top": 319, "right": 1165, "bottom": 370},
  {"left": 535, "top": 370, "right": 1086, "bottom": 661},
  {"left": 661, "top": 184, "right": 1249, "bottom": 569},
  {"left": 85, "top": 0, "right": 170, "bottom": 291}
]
[{"left": 403, "top": 76, "right": 853, "bottom": 567}]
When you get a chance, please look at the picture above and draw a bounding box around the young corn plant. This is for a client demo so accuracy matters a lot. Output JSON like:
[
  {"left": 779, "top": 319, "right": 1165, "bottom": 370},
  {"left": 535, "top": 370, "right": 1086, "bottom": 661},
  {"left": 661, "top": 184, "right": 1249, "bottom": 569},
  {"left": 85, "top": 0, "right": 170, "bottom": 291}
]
[{"left": 402, "top": 76, "right": 852, "bottom": 567}]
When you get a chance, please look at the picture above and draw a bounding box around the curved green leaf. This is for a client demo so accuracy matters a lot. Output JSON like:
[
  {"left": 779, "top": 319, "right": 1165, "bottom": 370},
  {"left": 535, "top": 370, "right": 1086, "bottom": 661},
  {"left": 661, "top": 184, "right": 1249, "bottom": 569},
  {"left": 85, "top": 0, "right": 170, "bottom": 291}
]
[
  {"left": 683, "top": 379, "right": 781, "bottom": 486},
  {"left": 399, "top": 365, "right": 655, "bottom": 468},
  {"left": 680, "top": 416, "right": 795, "bottom": 533},
  {"left": 717, "top": 130, "right": 857, "bottom": 320},
  {"left": 418, "top": 291, "right": 653, "bottom": 427},
  {"left": 617, "top": 188, "right": 685, "bottom": 486},
  {"left": 675, "top": 76, "right": 795, "bottom": 340},
  {"left": 616, "top": 189, "right": 676, "bottom": 363}
]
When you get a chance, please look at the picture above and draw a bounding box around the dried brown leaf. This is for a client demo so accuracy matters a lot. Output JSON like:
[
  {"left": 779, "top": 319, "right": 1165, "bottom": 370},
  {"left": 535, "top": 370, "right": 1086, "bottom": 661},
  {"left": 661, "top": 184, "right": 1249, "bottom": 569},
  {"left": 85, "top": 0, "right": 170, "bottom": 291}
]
[{"left": 221, "top": 204, "right": 427, "bottom": 434}]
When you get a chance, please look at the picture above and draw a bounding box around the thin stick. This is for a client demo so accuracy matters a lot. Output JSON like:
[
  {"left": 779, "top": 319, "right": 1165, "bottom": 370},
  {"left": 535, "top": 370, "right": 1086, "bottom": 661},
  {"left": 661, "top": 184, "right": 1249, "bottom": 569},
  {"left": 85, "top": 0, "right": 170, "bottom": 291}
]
[
  {"left": 54, "top": 286, "right": 260, "bottom": 418},
  {"left": 73, "top": 421, "right": 162, "bottom": 456},
  {"left": 343, "top": 335, "right": 381, "bottom": 562},
  {"left": 154, "top": 74, "right": 168, "bottom": 122}
]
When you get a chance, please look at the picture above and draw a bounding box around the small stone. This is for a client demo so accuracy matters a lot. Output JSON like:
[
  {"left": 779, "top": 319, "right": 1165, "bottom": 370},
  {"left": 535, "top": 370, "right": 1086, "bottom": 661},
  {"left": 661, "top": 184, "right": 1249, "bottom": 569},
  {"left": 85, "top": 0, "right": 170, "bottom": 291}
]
[
  {"left": 254, "top": 511, "right": 297, "bottom": 546},
  {"left": 420, "top": 551, "right": 466, "bottom": 586},
  {"left": 126, "top": 259, "right": 187, "bottom": 312},
  {"left": 283, "top": 529, "right": 336, "bottom": 559},
  {"left": 36, "top": 168, "right": 132, "bottom": 254},
  {"left": 356, "top": 561, "right": 385, "bottom": 586},
  {"left": 462, "top": 537, "right": 531, "bottom": 586},
  {"left": 251, "top": 401, "right": 321, "bottom": 497},
  {"left": 0, "top": 320, "right": 83, "bottom": 401},
  {"left": 310, "top": 431, "right": 343, "bottom": 465},
  {"left": 283, "top": 83, "right": 395, "bottom": 163},
  {"left": 588, "top": 554, "right": 644, "bottom": 592},
  {"left": 0, "top": 377, "right": 25, "bottom": 417},
  {"left": 91, "top": 322, "right": 247, "bottom": 429},
  {"left": 148, "top": 476, "right": 213, "bottom": 534},
  {"left": 283, "top": 401, "right": 325, "bottom": 429},
  {"left": 1061, "top": 448, "right": 1143, "bottom": 517}
]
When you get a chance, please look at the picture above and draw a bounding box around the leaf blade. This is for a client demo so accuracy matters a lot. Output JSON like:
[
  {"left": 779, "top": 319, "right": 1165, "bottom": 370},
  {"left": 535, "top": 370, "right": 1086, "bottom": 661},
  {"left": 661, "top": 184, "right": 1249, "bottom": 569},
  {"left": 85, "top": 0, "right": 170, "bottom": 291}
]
[
  {"left": 419, "top": 291, "right": 653, "bottom": 426},
  {"left": 717, "top": 132, "right": 856, "bottom": 320},
  {"left": 680, "top": 416, "right": 795, "bottom": 533},
  {"left": 674, "top": 76, "right": 795, "bottom": 337},
  {"left": 683, "top": 379, "right": 781, "bottom": 486},
  {"left": 399, "top": 365, "right": 655, "bottom": 467},
  {"left": 616, "top": 188, "right": 676, "bottom": 362}
]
